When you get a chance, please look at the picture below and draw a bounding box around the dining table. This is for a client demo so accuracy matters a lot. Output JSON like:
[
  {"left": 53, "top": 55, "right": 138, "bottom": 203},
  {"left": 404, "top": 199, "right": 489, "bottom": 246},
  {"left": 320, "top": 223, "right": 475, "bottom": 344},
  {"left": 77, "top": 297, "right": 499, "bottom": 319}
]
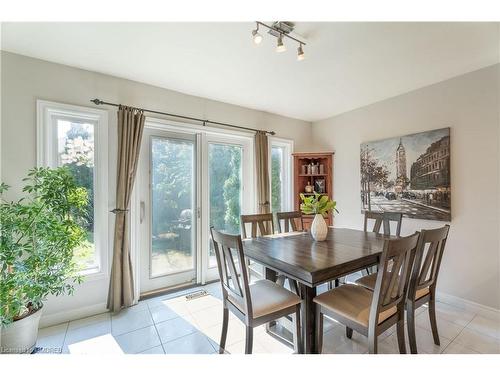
[{"left": 242, "top": 227, "right": 394, "bottom": 354}]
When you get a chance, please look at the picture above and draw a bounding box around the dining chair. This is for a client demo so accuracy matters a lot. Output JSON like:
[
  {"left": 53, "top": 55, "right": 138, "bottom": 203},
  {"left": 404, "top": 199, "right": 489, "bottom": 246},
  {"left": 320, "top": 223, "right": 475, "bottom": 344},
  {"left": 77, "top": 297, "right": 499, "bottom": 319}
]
[
  {"left": 276, "top": 211, "right": 304, "bottom": 233},
  {"left": 240, "top": 213, "right": 275, "bottom": 238},
  {"left": 240, "top": 213, "right": 275, "bottom": 278},
  {"left": 314, "top": 232, "right": 420, "bottom": 354},
  {"left": 362, "top": 211, "right": 403, "bottom": 275},
  {"left": 355, "top": 225, "right": 450, "bottom": 354},
  {"left": 275, "top": 211, "right": 303, "bottom": 295},
  {"left": 210, "top": 227, "right": 303, "bottom": 354},
  {"left": 364, "top": 211, "right": 403, "bottom": 237}
]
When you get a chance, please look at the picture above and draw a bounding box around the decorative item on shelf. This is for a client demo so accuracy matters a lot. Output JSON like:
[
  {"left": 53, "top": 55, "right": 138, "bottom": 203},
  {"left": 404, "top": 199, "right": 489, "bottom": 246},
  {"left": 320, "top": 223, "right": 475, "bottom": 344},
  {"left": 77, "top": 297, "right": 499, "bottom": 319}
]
[
  {"left": 319, "top": 164, "right": 324, "bottom": 174},
  {"left": 311, "top": 162, "right": 318, "bottom": 175},
  {"left": 306, "top": 163, "right": 312, "bottom": 175},
  {"left": 304, "top": 180, "right": 314, "bottom": 193},
  {"left": 300, "top": 192, "right": 338, "bottom": 241},
  {"left": 0, "top": 167, "right": 88, "bottom": 354},
  {"left": 314, "top": 178, "right": 325, "bottom": 193},
  {"left": 301, "top": 164, "right": 307, "bottom": 175}
]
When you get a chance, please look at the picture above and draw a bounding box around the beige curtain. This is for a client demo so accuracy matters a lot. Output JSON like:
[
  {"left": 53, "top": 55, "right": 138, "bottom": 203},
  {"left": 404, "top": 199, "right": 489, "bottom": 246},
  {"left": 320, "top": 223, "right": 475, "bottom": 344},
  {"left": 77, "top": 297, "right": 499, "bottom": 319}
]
[
  {"left": 107, "top": 106, "right": 145, "bottom": 313},
  {"left": 255, "top": 131, "right": 270, "bottom": 214}
]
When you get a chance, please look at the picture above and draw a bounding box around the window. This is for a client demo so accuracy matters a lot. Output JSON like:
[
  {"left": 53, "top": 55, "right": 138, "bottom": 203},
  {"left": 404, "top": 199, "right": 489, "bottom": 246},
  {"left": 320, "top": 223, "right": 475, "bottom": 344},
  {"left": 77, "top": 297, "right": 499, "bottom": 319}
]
[
  {"left": 270, "top": 138, "right": 293, "bottom": 213},
  {"left": 37, "top": 100, "right": 108, "bottom": 276}
]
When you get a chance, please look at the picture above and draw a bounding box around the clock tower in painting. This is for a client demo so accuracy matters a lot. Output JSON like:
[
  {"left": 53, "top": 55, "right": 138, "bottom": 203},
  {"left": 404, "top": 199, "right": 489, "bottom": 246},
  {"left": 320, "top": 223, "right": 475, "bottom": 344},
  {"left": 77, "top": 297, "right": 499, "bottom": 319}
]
[{"left": 395, "top": 138, "right": 407, "bottom": 191}]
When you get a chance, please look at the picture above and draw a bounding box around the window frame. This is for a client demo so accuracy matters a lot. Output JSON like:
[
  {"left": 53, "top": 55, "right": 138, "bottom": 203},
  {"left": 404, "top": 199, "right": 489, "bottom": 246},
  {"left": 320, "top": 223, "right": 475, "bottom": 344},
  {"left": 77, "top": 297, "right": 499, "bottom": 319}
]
[
  {"left": 37, "top": 100, "right": 109, "bottom": 280},
  {"left": 269, "top": 137, "right": 294, "bottom": 213}
]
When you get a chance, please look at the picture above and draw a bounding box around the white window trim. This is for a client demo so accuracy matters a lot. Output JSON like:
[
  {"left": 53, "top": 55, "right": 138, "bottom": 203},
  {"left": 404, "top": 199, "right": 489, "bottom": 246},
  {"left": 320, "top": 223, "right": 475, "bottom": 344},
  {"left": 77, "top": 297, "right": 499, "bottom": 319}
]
[
  {"left": 269, "top": 137, "right": 294, "bottom": 212},
  {"left": 37, "top": 100, "right": 109, "bottom": 281}
]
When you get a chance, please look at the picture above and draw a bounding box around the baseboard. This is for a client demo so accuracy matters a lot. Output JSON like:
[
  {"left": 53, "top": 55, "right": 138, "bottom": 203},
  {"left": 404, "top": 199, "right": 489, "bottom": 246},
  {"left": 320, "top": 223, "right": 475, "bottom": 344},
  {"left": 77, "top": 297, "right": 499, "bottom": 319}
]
[
  {"left": 436, "top": 291, "right": 500, "bottom": 319},
  {"left": 39, "top": 303, "right": 108, "bottom": 328}
]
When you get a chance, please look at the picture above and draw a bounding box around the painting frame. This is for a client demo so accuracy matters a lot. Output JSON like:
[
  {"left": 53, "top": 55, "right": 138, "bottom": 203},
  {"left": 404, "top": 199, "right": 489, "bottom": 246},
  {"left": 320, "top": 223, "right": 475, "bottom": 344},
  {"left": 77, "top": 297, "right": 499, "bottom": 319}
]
[{"left": 360, "top": 127, "right": 451, "bottom": 222}]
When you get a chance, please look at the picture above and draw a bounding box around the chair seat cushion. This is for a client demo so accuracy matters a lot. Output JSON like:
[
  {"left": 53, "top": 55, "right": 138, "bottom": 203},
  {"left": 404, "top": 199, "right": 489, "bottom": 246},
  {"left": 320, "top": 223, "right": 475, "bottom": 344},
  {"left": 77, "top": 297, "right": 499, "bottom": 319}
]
[
  {"left": 228, "top": 279, "right": 301, "bottom": 318},
  {"left": 355, "top": 273, "right": 430, "bottom": 300},
  {"left": 313, "top": 284, "right": 396, "bottom": 327}
]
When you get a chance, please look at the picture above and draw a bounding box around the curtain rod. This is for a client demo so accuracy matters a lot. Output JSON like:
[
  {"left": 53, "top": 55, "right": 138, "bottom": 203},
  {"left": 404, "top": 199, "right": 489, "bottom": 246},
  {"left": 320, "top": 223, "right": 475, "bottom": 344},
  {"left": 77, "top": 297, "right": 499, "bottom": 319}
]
[{"left": 90, "top": 99, "right": 276, "bottom": 136}]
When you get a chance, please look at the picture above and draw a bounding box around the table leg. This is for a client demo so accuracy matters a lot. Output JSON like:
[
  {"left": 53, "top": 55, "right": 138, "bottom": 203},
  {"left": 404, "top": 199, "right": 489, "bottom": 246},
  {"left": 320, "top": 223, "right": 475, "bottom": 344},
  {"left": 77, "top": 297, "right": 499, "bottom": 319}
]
[
  {"left": 265, "top": 268, "right": 278, "bottom": 331},
  {"left": 300, "top": 284, "right": 317, "bottom": 354}
]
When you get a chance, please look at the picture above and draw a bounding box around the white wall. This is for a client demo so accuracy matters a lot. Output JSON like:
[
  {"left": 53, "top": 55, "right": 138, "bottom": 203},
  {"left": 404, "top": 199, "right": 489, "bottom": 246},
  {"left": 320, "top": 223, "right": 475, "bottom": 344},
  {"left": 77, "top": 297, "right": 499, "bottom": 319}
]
[
  {"left": 0, "top": 51, "right": 313, "bottom": 325},
  {"left": 312, "top": 64, "right": 500, "bottom": 310}
]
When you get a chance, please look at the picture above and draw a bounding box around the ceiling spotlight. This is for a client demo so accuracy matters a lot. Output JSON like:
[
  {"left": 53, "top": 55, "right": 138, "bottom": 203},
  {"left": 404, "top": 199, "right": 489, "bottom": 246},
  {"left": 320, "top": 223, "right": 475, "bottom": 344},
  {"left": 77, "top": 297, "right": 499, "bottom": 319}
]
[
  {"left": 297, "top": 44, "right": 305, "bottom": 61},
  {"left": 252, "top": 24, "right": 263, "bottom": 44},
  {"left": 276, "top": 34, "right": 286, "bottom": 53}
]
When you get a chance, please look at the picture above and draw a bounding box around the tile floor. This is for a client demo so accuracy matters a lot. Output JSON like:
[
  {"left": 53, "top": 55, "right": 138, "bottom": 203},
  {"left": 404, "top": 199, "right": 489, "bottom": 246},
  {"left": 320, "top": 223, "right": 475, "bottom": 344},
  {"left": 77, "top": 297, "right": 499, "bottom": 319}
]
[{"left": 36, "top": 277, "right": 500, "bottom": 354}]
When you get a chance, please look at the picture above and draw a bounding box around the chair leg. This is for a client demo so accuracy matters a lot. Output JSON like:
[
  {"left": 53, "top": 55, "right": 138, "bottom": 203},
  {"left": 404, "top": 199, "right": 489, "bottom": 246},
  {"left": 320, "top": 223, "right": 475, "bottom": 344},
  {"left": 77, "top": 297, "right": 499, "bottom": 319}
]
[
  {"left": 396, "top": 309, "right": 407, "bottom": 354},
  {"left": 290, "top": 279, "right": 301, "bottom": 297},
  {"left": 293, "top": 304, "right": 303, "bottom": 354},
  {"left": 428, "top": 294, "right": 440, "bottom": 346},
  {"left": 219, "top": 307, "right": 229, "bottom": 354},
  {"left": 346, "top": 326, "right": 353, "bottom": 339},
  {"left": 315, "top": 309, "right": 324, "bottom": 354},
  {"left": 407, "top": 302, "right": 418, "bottom": 354},
  {"left": 368, "top": 334, "right": 378, "bottom": 354},
  {"left": 245, "top": 326, "right": 253, "bottom": 354}
]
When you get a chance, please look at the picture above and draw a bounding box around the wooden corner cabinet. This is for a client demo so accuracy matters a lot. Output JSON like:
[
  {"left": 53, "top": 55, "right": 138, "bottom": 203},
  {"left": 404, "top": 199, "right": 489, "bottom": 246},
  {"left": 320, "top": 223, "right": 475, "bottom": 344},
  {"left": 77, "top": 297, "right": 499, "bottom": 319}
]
[{"left": 293, "top": 152, "right": 334, "bottom": 230}]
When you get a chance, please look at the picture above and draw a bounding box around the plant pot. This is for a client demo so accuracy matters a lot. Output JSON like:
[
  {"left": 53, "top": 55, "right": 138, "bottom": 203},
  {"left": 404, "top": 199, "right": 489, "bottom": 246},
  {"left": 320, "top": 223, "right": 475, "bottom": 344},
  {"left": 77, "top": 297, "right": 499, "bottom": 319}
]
[
  {"left": 0, "top": 306, "right": 43, "bottom": 354},
  {"left": 310, "top": 214, "right": 328, "bottom": 241}
]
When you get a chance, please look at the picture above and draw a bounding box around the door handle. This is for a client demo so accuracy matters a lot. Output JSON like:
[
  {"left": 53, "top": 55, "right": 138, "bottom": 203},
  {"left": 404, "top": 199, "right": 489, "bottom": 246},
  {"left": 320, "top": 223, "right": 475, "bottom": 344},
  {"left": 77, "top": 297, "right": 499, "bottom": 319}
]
[{"left": 140, "top": 201, "right": 145, "bottom": 224}]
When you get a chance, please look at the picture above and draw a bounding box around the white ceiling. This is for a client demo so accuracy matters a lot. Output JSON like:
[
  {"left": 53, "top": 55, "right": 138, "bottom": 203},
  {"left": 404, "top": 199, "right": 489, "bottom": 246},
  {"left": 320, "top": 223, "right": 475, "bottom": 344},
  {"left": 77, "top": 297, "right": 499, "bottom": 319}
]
[{"left": 1, "top": 22, "right": 499, "bottom": 121}]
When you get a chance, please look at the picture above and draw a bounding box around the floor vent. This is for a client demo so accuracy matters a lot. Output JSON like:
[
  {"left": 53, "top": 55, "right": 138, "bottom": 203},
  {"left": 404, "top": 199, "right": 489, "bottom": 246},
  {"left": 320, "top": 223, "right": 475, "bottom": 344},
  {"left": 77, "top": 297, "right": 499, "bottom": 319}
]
[{"left": 185, "top": 290, "right": 209, "bottom": 301}]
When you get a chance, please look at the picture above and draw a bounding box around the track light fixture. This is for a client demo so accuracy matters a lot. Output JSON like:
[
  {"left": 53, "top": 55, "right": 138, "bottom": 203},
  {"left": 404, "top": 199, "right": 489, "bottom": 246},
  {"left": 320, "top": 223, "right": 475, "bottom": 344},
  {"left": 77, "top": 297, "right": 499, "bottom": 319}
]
[
  {"left": 276, "top": 34, "right": 286, "bottom": 52},
  {"left": 297, "top": 43, "right": 305, "bottom": 61},
  {"left": 251, "top": 21, "right": 306, "bottom": 61},
  {"left": 252, "top": 23, "right": 263, "bottom": 45}
]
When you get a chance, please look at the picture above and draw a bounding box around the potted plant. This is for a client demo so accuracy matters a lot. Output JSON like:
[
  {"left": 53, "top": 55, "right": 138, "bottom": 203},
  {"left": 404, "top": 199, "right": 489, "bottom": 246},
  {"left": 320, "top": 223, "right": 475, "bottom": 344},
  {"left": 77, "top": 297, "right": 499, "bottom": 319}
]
[
  {"left": 300, "top": 192, "right": 338, "bottom": 241},
  {"left": 0, "top": 167, "right": 87, "bottom": 354}
]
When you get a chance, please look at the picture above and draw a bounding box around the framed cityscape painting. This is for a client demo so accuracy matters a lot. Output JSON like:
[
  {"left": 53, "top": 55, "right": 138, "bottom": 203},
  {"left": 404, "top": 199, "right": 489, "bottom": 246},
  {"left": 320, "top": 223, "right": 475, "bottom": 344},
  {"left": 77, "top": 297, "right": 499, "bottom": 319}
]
[{"left": 360, "top": 127, "right": 451, "bottom": 221}]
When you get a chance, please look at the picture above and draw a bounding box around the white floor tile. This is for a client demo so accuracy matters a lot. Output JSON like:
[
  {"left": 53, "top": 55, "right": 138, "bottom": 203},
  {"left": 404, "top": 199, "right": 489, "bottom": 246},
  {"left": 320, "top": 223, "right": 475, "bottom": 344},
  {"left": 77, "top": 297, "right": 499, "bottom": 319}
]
[
  {"left": 64, "top": 320, "right": 112, "bottom": 348},
  {"left": 36, "top": 323, "right": 68, "bottom": 352},
  {"left": 224, "top": 339, "right": 267, "bottom": 354},
  {"left": 434, "top": 301, "right": 475, "bottom": 327},
  {"left": 415, "top": 311, "right": 464, "bottom": 341},
  {"left": 67, "top": 313, "right": 110, "bottom": 331},
  {"left": 139, "top": 345, "right": 165, "bottom": 354},
  {"left": 466, "top": 314, "right": 500, "bottom": 340},
  {"left": 203, "top": 319, "right": 247, "bottom": 347},
  {"left": 149, "top": 304, "right": 182, "bottom": 324},
  {"left": 163, "top": 332, "right": 215, "bottom": 354},
  {"left": 184, "top": 295, "right": 222, "bottom": 314},
  {"left": 191, "top": 305, "right": 236, "bottom": 330},
  {"left": 321, "top": 326, "right": 368, "bottom": 354},
  {"left": 156, "top": 316, "right": 199, "bottom": 343},
  {"left": 255, "top": 331, "right": 294, "bottom": 354},
  {"left": 453, "top": 327, "right": 500, "bottom": 354},
  {"left": 111, "top": 308, "right": 153, "bottom": 336},
  {"left": 114, "top": 326, "right": 161, "bottom": 354},
  {"left": 443, "top": 341, "right": 481, "bottom": 354},
  {"left": 66, "top": 333, "right": 123, "bottom": 354}
]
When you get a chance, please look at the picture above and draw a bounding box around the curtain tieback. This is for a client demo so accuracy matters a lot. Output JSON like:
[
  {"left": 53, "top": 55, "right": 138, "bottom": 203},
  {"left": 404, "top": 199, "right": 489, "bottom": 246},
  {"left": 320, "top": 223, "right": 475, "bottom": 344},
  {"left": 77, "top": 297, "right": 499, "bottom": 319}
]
[
  {"left": 110, "top": 208, "right": 129, "bottom": 214},
  {"left": 259, "top": 201, "right": 270, "bottom": 206}
]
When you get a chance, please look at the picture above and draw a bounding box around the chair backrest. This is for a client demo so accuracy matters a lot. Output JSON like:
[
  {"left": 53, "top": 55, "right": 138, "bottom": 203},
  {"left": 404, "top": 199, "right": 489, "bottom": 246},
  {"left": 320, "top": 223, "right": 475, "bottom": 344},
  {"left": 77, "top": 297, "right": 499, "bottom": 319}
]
[
  {"left": 364, "top": 211, "right": 403, "bottom": 236},
  {"left": 276, "top": 211, "right": 304, "bottom": 233},
  {"left": 408, "top": 225, "right": 450, "bottom": 299},
  {"left": 370, "top": 232, "right": 420, "bottom": 326},
  {"left": 210, "top": 227, "right": 252, "bottom": 315},
  {"left": 240, "top": 213, "right": 274, "bottom": 238}
]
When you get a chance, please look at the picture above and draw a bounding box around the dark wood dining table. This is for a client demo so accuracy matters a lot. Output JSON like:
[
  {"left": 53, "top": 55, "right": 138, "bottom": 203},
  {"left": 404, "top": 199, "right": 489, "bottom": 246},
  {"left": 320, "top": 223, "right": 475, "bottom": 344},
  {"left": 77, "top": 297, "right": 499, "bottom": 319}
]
[{"left": 242, "top": 227, "right": 393, "bottom": 354}]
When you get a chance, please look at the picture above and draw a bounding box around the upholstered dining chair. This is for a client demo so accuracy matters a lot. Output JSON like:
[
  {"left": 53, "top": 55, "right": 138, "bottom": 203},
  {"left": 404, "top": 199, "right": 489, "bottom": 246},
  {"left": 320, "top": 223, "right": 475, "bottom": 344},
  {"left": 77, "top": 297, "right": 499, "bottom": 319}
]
[
  {"left": 210, "top": 228, "right": 303, "bottom": 354},
  {"left": 356, "top": 225, "right": 450, "bottom": 353},
  {"left": 314, "top": 232, "right": 420, "bottom": 354}
]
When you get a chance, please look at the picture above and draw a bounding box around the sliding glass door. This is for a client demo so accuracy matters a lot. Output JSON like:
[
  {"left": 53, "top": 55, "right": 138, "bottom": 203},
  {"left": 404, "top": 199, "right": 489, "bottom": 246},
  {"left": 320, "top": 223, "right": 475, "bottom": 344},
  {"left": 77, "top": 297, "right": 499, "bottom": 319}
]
[{"left": 136, "top": 122, "right": 254, "bottom": 294}]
